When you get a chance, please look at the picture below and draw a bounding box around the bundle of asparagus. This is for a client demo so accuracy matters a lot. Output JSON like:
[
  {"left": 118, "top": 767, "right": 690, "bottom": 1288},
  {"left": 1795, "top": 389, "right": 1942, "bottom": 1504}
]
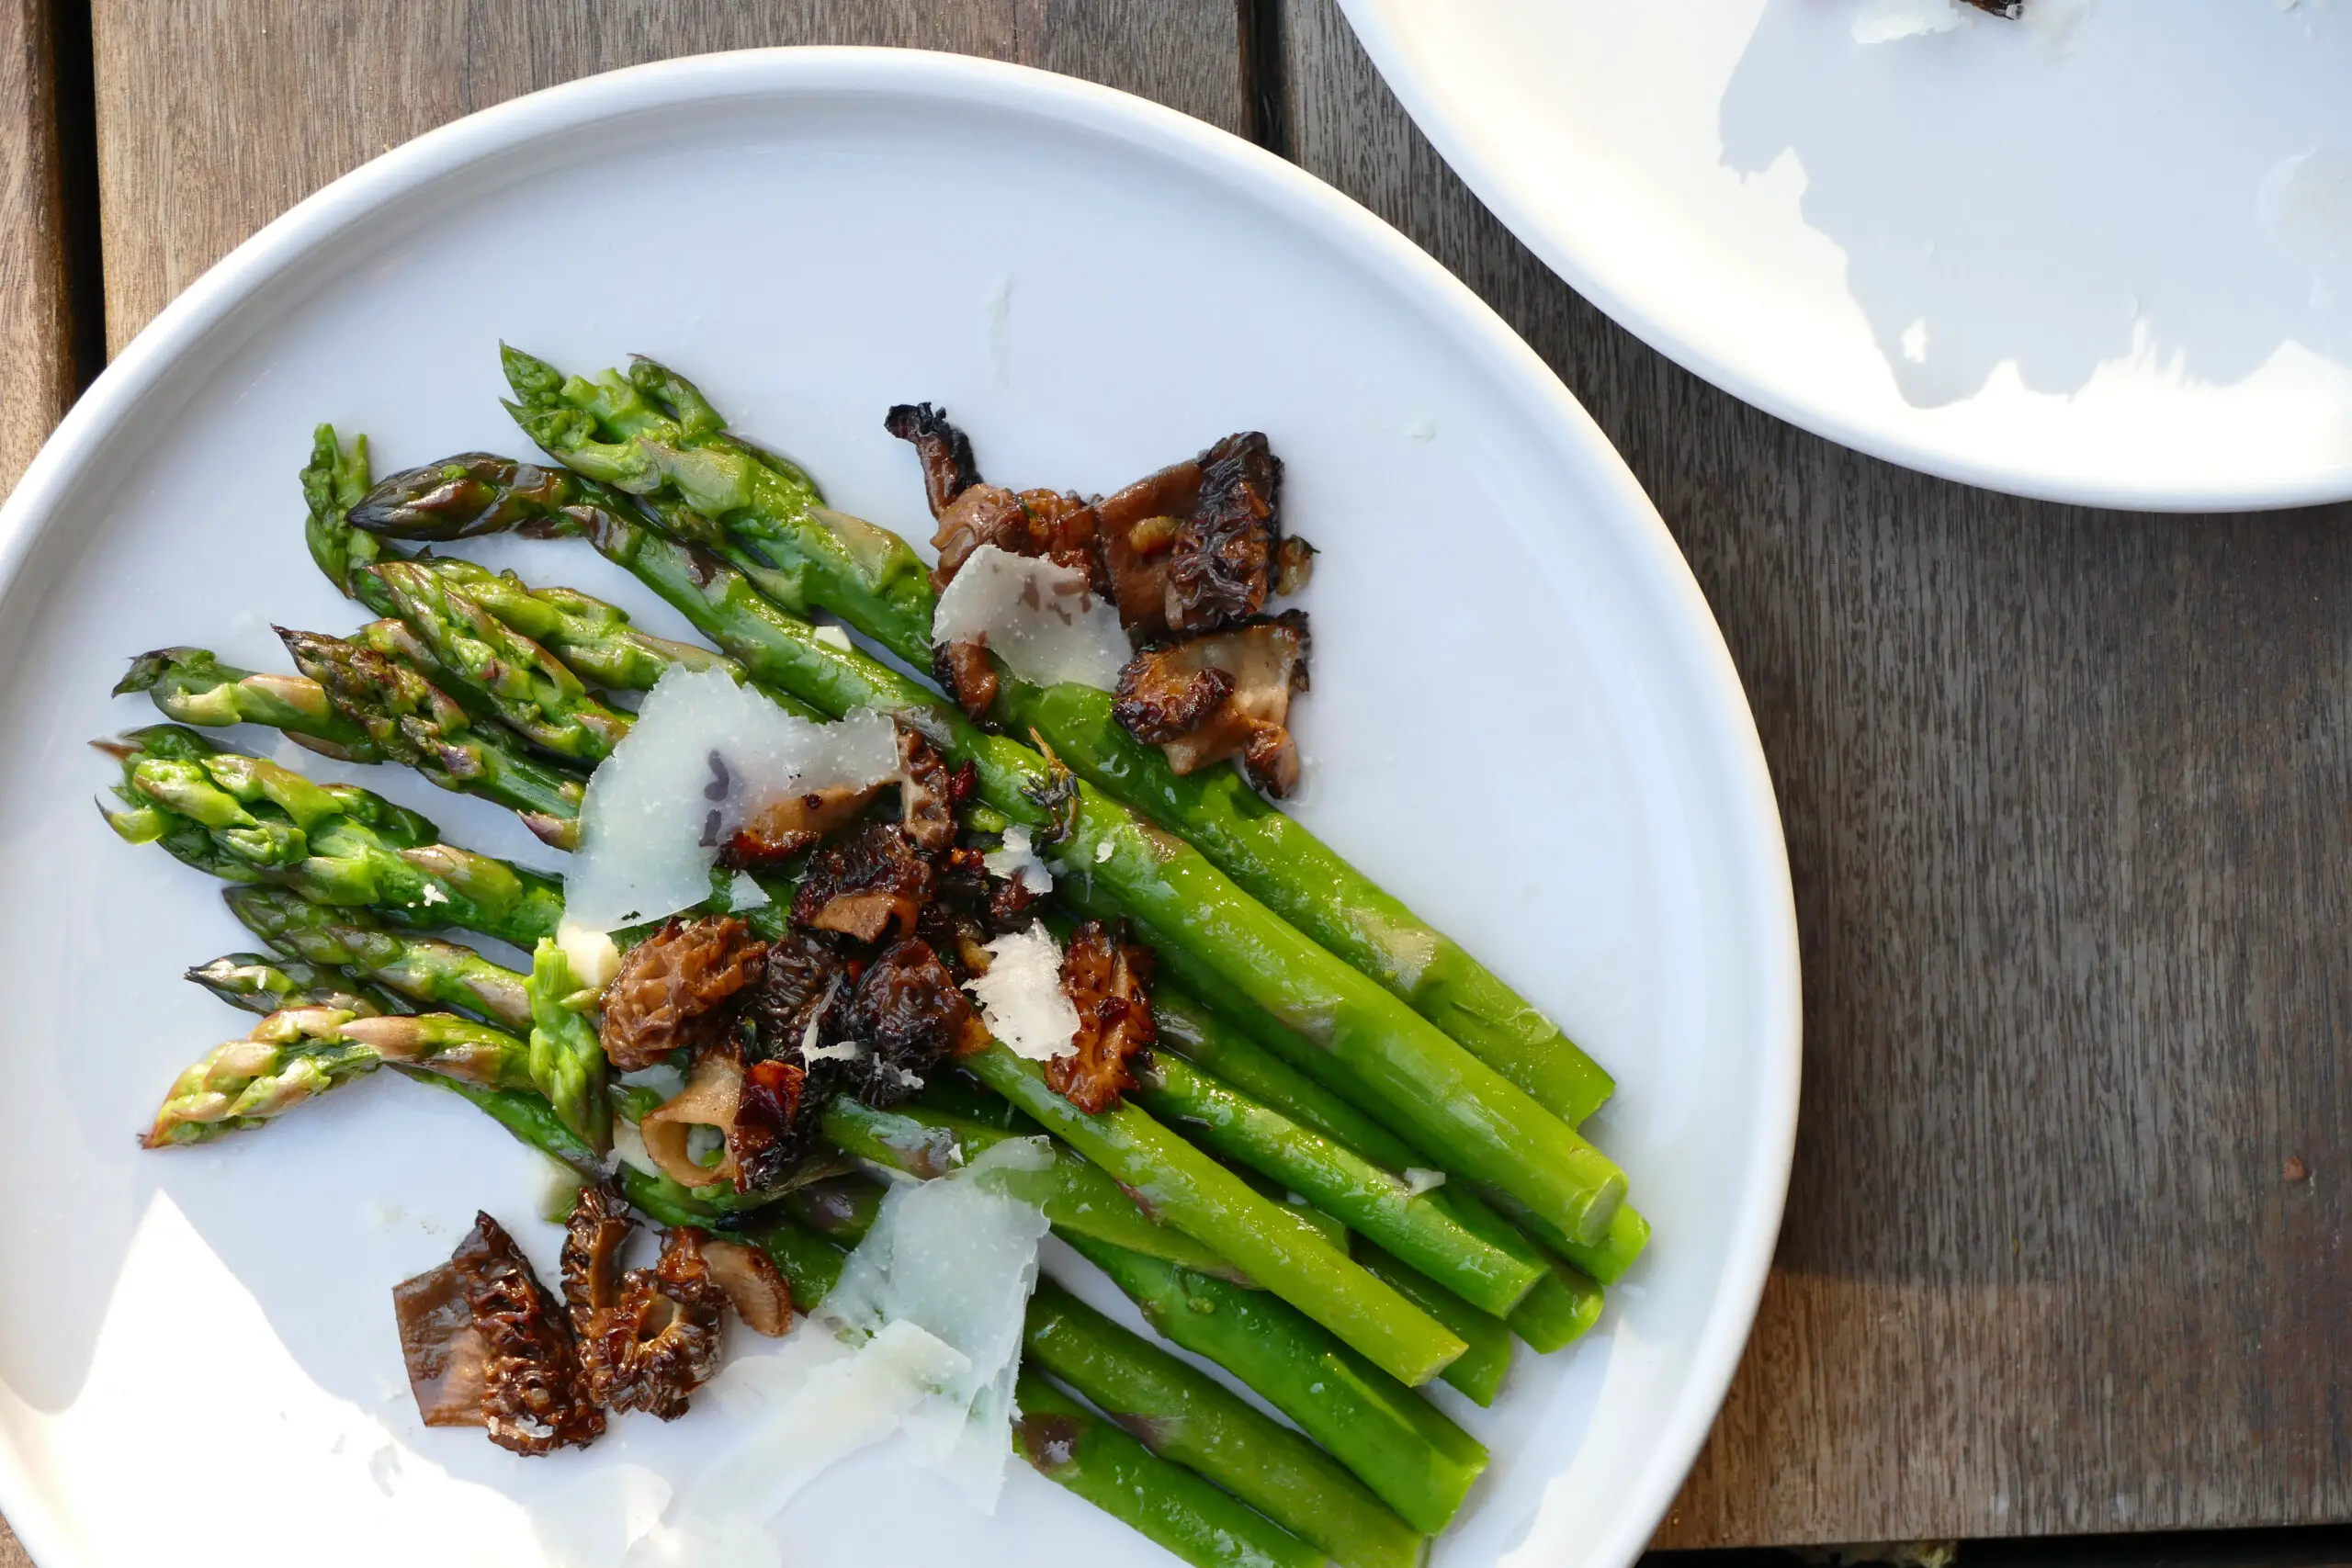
[{"left": 106, "top": 355, "right": 1651, "bottom": 1568}]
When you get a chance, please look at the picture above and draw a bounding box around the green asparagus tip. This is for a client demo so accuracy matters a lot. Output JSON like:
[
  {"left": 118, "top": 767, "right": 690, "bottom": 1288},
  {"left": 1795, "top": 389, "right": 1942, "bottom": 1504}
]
[
  {"left": 498, "top": 343, "right": 564, "bottom": 403},
  {"left": 115, "top": 648, "right": 191, "bottom": 696},
  {"left": 626, "top": 355, "right": 724, "bottom": 440}
]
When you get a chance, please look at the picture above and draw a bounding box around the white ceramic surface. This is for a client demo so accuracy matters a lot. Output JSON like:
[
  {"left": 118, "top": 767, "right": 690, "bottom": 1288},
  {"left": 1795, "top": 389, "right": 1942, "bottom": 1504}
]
[
  {"left": 0, "top": 49, "right": 1798, "bottom": 1568},
  {"left": 1339, "top": 0, "right": 2352, "bottom": 510}
]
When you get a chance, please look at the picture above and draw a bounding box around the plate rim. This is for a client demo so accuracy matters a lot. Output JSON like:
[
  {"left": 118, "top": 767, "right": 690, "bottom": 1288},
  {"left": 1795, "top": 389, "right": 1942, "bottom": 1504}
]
[
  {"left": 0, "top": 44, "right": 1801, "bottom": 1568},
  {"left": 1335, "top": 0, "right": 2352, "bottom": 513}
]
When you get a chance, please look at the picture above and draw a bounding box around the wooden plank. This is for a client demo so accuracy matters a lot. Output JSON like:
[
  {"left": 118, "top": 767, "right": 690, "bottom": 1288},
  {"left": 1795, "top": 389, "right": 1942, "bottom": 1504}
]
[
  {"left": 1281, "top": 0, "right": 2352, "bottom": 1547},
  {"left": 0, "top": 0, "right": 75, "bottom": 496},
  {"left": 90, "top": 0, "right": 1244, "bottom": 350}
]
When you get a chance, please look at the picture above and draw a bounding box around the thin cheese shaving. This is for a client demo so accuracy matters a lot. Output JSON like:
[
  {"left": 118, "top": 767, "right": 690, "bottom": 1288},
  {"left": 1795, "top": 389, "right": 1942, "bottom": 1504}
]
[
  {"left": 982, "top": 823, "right": 1053, "bottom": 897},
  {"left": 963, "top": 923, "right": 1080, "bottom": 1062},
  {"left": 931, "top": 544, "right": 1128, "bottom": 691}
]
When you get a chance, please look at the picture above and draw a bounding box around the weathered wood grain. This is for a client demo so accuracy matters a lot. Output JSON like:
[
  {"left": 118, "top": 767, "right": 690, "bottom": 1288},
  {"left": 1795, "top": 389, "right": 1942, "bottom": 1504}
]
[
  {"left": 0, "top": 0, "right": 74, "bottom": 496},
  {"left": 90, "top": 0, "right": 1244, "bottom": 349},
  {"left": 1280, "top": 0, "right": 2352, "bottom": 1546}
]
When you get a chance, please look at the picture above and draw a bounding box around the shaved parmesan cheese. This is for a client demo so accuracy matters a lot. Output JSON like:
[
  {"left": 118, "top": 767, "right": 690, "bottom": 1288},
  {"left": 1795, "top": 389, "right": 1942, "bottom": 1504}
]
[
  {"left": 556, "top": 921, "right": 623, "bottom": 996},
  {"left": 964, "top": 923, "right": 1079, "bottom": 1062},
  {"left": 813, "top": 625, "right": 854, "bottom": 652},
  {"left": 563, "top": 668, "right": 898, "bottom": 931},
  {"left": 1402, "top": 1167, "right": 1448, "bottom": 1196},
  {"left": 932, "top": 544, "right": 1127, "bottom": 691},
  {"left": 800, "top": 1039, "right": 863, "bottom": 1065},
  {"left": 819, "top": 1137, "right": 1054, "bottom": 1510},
  {"left": 983, "top": 823, "right": 1053, "bottom": 896},
  {"left": 728, "top": 873, "right": 771, "bottom": 911}
]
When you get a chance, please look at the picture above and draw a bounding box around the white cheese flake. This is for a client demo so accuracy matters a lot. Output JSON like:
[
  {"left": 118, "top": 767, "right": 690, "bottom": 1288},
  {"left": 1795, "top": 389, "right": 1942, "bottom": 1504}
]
[
  {"left": 963, "top": 922, "right": 1080, "bottom": 1061},
  {"left": 799, "top": 1039, "right": 864, "bottom": 1066},
  {"left": 982, "top": 823, "right": 1054, "bottom": 897},
  {"left": 1094, "top": 839, "right": 1114, "bottom": 863},
  {"left": 1402, "top": 1167, "right": 1448, "bottom": 1196},
  {"left": 727, "top": 873, "right": 771, "bottom": 911},
  {"left": 813, "top": 625, "right": 854, "bottom": 652},
  {"left": 563, "top": 668, "right": 898, "bottom": 931},
  {"left": 556, "top": 920, "right": 623, "bottom": 995},
  {"left": 931, "top": 544, "right": 1128, "bottom": 691}
]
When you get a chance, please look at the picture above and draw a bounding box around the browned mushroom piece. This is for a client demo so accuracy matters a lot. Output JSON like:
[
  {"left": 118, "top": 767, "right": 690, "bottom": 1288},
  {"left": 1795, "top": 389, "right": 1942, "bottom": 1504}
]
[
  {"left": 1049, "top": 921, "right": 1158, "bottom": 1113},
  {"left": 844, "top": 938, "right": 986, "bottom": 1102},
  {"left": 883, "top": 403, "right": 982, "bottom": 517},
  {"left": 791, "top": 823, "right": 935, "bottom": 944},
  {"left": 580, "top": 1228, "right": 728, "bottom": 1421},
  {"left": 1112, "top": 612, "right": 1310, "bottom": 795},
  {"left": 701, "top": 1236, "right": 795, "bottom": 1337},
  {"left": 1272, "top": 535, "right": 1317, "bottom": 597},
  {"left": 730, "top": 1054, "right": 818, "bottom": 1192},
  {"left": 933, "top": 637, "right": 1000, "bottom": 724},
  {"left": 896, "top": 725, "right": 957, "bottom": 853},
  {"left": 928, "top": 482, "right": 1033, "bottom": 591},
  {"left": 391, "top": 1258, "right": 492, "bottom": 1428},
  {"left": 723, "top": 782, "right": 884, "bottom": 869},
  {"left": 454, "top": 1213, "right": 605, "bottom": 1454},
  {"left": 1094, "top": 432, "right": 1284, "bottom": 641},
  {"left": 560, "top": 1181, "right": 635, "bottom": 1337},
  {"left": 599, "top": 916, "right": 768, "bottom": 1071},
  {"left": 639, "top": 1044, "right": 748, "bottom": 1189}
]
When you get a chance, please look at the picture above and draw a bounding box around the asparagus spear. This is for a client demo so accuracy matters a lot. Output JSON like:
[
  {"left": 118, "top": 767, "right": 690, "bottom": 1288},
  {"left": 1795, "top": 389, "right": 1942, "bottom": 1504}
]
[
  {"left": 819, "top": 1097, "right": 1250, "bottom": 1282},
  {"left": 1067, "top": 1233, "right": 1487, "bottom": 1538},
  {"left": 222, "top": 887, "right": 529, "bottom": 1027},
  {"left": 143, "top": 1005, "right": 533, "bottom": 1146},
  {"left": 1026, "top": 1281, "right": 1427, "bottom": 1568},
  {"left": 1349, "top": 1240, "right": 1511, "bottom": 1407},
  {"left": 277, "top": 629, "right": 585, "bottom": 848},
  {"left": 516, "top": 351, "right": 1611, "bottom": 1123},
  {"left": 1137, "top": 1052, "right": 1544, "bottom": 1319},
  {"left": 524, "top": 938, "right": 609, "bottom": 1153},
  {"left": 1013, "top": 1373, "right": 1324, "bottom": 1568},
  {"left": 392, "top": 553, "right": 741, "bottom": 694},
  {"left": 964, "top": 1044, "right": 1465, "bottom": 1389},
  {"left": 1154, "top": 976, "right": 1609, "bottom": 1346},
  {"left": 116, "top": 648, "right": 382, "bottom": 762},
  {"left": 345, "top": 456, "right": 1629, "bottom": 1248},
  {"left": 105, "top": 728, "right": 566, "bottom": 949},
  {"left": 186, "top": 953, "right": 403, "bottom": 1018}
]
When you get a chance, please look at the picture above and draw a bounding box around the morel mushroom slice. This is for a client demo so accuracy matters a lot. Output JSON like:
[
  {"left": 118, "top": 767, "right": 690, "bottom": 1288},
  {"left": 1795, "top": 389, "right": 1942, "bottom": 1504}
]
[
  {"left": 701, "top": 1235, "right": 795, "bottom": 1337},
  {"left": 929, "top": 482, "right": 1033, "bottom": 591},
  {"left": 933, "top": 637, "right": 1000, "bottom": 724},
  {"left": 391, "top": 1259, "right": 491, "bottom": 1428},
  {"left": 1050, "top": 921, "right": 1158, "bottom": 1112},
  {"left": 639, "top": 1045, "right": 747, "bottom": 1190},
  {"left": 791, "top": 823, "right": 934, "bottom": 945},
  {"left": 560, "top": 1180, "right": 636, "bottom": 1337},
  {"left": 452, "top": 1212, "right": 604, "bottom": 1454},
  {"left": 581, "top": 1228, "right": 728, "bottom": 1421},
  {"left": 723, "top": 783, "right": 884, "bottom": 869},
  {"left": 884, "top": 402, "right": 983, "bottom": 517},
  {"left": 896, "top": 725, "right": 956, "bottom": 853},
  {"left": 745, "top": 930, "right": 853, "bottom": 1055},
  {"left": 1164, "top": 433, "right": 1282, "bottom": 635},
  {"left": 729, "top": 1053, "right": 822, "bottom": 1193},
  {"left": 598, "top": 916, "right": 768, "bottom": 1071},
  {"left": 1112, "top": 613, "right": 1310, "bottom": 795},
  {"left": 843, "top": 938, "right": 977, "bottom": 1104}
]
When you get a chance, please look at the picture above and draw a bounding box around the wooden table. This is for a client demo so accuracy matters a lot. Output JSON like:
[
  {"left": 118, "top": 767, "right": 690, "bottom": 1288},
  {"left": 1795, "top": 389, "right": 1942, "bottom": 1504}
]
[{"left": 0, "top": 0, "right": 2343, "bottom": 1555}]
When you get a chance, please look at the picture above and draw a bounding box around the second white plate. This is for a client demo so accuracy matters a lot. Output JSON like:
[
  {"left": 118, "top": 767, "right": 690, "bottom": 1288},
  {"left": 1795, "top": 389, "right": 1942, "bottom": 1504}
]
[{"left": 1340, "top": 0, "right": 2352, "bottom": 510}]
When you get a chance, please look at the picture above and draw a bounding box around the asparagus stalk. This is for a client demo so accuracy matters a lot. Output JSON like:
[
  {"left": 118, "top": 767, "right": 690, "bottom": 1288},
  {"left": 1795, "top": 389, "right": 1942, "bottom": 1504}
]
[
  {"left": 819, "top": 1097, "right": 1250, "bottom": 1282},
  {"left": 1067, "top": 1233, "right": 1487, "bottom": 1538},
  {"left": 277, "top": 628, "right": 585, "bottom": 848},
  {"left": 1349, "top": 1240, "right": 1511, "bottom": 1407},
  {"left": 1155, "top": 977, "right": 1610, "bottom": 1346},
  {"left": 186, "top": 953, "right": 403, "bottom": 1019},
  {"left": 1116, "top": 893, "right": 1650, "bottom": 1288},
  {"left": 392, "top": 552, "right": 742, "bottom": 693},
  {"left": 517, "top": 351, "right": 1611, "bottom": 1123},
  {"left": 1137, "top": 1052, "right": 1544, "bottom": 1319},
  {"left": 116, "top": 647, "right": 382, "bottom": 762},
  {"left": 222, "top": 886, "right": 531, "bottom": 1029},
  {"left": 104, "top": 727, "right": 566, "bottom": 949},
  {"left": 1013, "top": 1372, "right": 1324, "bottom": 1568},
  {"left": 1026, "top": 1281, "right": 1427, "bottom": 1568},
  {"left": 144, "top": 1005, "right": 533, "bottom": 1146},
  {"left": 964, "top": 1044, "right": 1464, "bottom": 1388},
  {"left": 346, "top": 456, "right": 1629, "bottom": 1248},
  {"left": 524, "top": 938, "right": 609, "bottom": 1153}
]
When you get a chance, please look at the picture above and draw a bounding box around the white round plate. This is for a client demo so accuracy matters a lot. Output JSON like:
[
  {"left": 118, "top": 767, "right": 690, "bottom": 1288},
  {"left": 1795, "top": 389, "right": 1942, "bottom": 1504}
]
[
  {"left": 0, "top": 48, "right": 1796, "bottom": 1568},
  {"left": 1339, "top": 0, "right": 2352, "bottom": 510}
]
